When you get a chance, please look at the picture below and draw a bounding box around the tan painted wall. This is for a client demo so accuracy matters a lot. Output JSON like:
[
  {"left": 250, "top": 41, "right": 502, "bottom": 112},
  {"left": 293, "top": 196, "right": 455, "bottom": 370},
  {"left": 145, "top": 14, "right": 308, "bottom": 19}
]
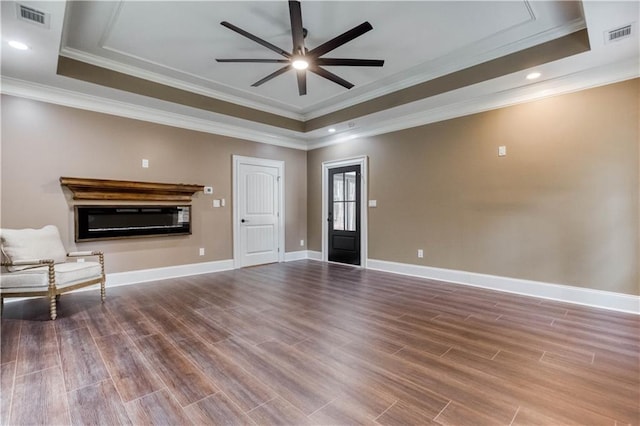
[
  {"left": 2, "top": 80, "right": 638, "bottom": 295},
  {"left": 308, "top": 79, "right": 639, "bottom": 296},
  {"left": 1, "top": 96, "right": 307, "bottom": 274}
]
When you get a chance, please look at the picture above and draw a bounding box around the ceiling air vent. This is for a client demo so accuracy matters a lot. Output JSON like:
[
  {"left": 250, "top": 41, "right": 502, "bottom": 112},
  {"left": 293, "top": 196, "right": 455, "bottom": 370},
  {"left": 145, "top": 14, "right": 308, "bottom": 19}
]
[
  {"left": 605, "top": 24, "right": 633, "bottom": 43},
  {"left": 16, "top": 4, "right": 49, "bottom": 28}
]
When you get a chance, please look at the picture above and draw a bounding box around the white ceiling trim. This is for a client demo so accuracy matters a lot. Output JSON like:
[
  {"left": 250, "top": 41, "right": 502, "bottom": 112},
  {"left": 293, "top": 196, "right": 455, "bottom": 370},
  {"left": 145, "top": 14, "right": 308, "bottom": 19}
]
[
  {"left": 59, "top": 47, "right": 306, "bottom": 121},
  {"left": 0, "top": 76, "right": 307, "bottom": 150},
  {"left": 2, "top": 59, "right": 636, "bottom": 153},
  {"left": 303, "top": 17, "right": 587, "bottom": 120}
]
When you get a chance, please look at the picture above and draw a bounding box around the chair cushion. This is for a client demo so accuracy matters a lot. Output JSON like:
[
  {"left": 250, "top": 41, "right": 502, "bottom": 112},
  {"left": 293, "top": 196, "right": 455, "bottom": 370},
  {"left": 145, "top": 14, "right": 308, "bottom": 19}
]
[
  {"left": 1, "top": 225, "right": 67, "bottom": 272},
  {"left": 0, "top": 261, "right": 102, "bottom": 292}
]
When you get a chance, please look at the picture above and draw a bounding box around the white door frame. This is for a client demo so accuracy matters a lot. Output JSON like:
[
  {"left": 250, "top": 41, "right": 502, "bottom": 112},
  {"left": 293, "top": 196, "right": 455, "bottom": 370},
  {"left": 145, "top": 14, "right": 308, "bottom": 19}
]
[
  {"left": 233, "top": 155, "right": 285, "bottom": 268},
  {"left": 322, "top": 155, "right": 368, "bottom": 267}
]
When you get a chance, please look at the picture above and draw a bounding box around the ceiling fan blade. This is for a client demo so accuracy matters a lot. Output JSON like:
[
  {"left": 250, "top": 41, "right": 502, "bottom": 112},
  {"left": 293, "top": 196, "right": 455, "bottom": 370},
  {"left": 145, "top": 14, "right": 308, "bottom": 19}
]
[
  {"left": 316, "top": 58, "right": 384, "bottom": 67},
  {"left": 296, "top": 69, "right": 307, "bottom": 96},
  {"left": 289, "top": 1, "right": 305, "bottom": 56},
  {"left": 308, "top": 22, "right": 373, "bottom": 58},
  {"left": 251, "top": 65, "right": 292, "bottom": 87},
  {"left": 309, "top": 66, "right": 354, "bottom": 90},
  {"left": 221, "top": 21, "right": 291, "bottom": 58},
  {"left": 216, "top": 59, "right": 290, "bottom": 63}
]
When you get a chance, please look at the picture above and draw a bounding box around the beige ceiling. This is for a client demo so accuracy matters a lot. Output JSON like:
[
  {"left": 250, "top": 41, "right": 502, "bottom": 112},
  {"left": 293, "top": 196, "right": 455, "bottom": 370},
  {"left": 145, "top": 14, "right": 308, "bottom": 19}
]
[{"left": 1, "top": 1, "right": 638, "bottom": 149}]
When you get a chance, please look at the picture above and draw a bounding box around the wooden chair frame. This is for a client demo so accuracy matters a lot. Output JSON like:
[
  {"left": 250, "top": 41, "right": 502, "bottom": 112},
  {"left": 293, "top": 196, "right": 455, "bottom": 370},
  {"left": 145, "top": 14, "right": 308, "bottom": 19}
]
[{"left": 0, "top": 251, "right": 105, "bottom": 320}]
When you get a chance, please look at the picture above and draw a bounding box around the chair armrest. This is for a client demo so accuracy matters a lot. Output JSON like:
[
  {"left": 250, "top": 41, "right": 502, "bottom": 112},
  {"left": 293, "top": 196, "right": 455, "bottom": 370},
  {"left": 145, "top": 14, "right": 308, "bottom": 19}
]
[
  {"left": 67, "top": 251, "right": 104, "bottom": 257},
  {"left": 1, "top": 259, "right": 54, "bottom": 267},
  {"left": 67, "top": 251, "right": 103, "bottom": 257},
  {"left": 67, "top": 251, "right": 105, "bottom": 278}
]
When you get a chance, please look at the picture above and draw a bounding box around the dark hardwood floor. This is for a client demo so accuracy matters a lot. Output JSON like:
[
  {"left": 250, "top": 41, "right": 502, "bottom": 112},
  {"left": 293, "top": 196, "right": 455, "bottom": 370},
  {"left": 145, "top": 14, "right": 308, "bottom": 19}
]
[{"left": 1, "top": 260, "right": 638, "bottom": 425}]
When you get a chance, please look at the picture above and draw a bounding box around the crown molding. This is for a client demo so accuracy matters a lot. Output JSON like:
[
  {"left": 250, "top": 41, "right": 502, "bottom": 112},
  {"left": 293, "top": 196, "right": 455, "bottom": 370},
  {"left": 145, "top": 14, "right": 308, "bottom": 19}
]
[
  {"left": 0, "top": 77, "right": 308, "bottom": 150},
  {"left": 306, "top": 58, "right": 639, "bottom": 150},
  {"left": 2, "top": 56, "right": 637, "bottom": 152}
]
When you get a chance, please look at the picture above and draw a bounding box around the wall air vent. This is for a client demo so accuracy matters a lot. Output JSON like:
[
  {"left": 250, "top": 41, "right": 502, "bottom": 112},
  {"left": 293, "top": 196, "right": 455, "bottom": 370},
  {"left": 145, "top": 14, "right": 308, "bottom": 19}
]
[
  {"left": 605, "top": 24, "right": 633, "bottom": 43},
  {"left": 16, "top": 4, "right": 49, "bottom": 28}
]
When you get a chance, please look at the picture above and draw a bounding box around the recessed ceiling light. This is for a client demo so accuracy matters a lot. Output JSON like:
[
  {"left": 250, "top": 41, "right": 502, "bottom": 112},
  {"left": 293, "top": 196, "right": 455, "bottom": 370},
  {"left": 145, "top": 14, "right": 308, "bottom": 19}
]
[
  {"left": 8, "top": 40, "right": 29, "bottom": 50},
  {"left": 526, "top": 72, "right": 541, "bottom": 80},
  {"left": 328, "top": 128, "right": 336, "bottom": 133}
]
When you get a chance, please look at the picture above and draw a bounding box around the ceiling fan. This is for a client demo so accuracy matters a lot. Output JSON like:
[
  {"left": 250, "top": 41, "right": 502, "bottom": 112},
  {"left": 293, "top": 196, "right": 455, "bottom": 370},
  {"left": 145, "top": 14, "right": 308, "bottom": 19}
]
[{"left": 216, "top": 0, "right": 384, "bottom": 96}]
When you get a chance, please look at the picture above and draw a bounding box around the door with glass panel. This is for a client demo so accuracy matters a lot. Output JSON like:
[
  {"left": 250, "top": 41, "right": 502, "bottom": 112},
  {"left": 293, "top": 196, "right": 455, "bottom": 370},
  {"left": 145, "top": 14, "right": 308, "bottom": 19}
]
[{"left": 328, "top": 165, "right": 361, "bottom": 265}]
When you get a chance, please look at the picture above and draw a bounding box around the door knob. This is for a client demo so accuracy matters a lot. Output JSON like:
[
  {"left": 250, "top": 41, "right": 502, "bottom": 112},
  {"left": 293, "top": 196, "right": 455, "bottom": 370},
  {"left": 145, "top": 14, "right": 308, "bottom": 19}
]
[{"left": 241, "top": 219, "right": 248, "bottom": 223}]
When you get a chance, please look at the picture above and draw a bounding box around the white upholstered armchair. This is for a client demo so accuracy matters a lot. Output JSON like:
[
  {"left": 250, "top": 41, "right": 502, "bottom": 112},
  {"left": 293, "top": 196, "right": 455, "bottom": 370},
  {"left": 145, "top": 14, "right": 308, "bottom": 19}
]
[{"left": 0, "top": 225, "right": 105, "bottom": 320}]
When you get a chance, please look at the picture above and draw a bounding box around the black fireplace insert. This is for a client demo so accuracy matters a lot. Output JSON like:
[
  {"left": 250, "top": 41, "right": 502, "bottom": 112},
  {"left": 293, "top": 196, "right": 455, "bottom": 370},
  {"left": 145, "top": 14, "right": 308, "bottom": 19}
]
[{"left": 75, "top": 205, "right": 191, "bottom": 241}]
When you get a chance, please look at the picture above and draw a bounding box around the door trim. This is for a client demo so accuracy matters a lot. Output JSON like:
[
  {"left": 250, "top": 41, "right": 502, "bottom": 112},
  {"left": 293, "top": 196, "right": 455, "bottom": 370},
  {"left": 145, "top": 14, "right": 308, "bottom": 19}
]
[
  {"left": 233, "top": 155, "right": 285, "bottom": 268},
  {"left": 322, "top": 156, "right": 368, "bottom": 268}
]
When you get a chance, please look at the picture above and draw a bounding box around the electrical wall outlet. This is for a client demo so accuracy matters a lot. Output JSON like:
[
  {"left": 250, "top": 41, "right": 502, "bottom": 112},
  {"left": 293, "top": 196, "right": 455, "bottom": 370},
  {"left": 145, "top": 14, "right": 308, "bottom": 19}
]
[
  {"left": 142, "top": 158, "right": 149, "bottom": 168},
  {"left": 498, "top": 146, "right": 507, "bottom": 157},
  {"left": 199, "top": 248, "right": 205, "bottom": 256},
  {"left": 221, "top": 198, "right": 226, "bottom": 207},
  {"left": 417, "top": 249, "right": 424, "bottom": 258},
  {"left": 300, "top": 239, "right": 304, "bottom": 247}
]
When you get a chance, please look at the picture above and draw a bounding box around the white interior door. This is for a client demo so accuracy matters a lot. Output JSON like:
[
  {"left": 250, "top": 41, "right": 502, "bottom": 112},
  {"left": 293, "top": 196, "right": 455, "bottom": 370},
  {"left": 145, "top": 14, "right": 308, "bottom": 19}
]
[{"left": 234, "top": 156, "right": 284, "bottom": 268}]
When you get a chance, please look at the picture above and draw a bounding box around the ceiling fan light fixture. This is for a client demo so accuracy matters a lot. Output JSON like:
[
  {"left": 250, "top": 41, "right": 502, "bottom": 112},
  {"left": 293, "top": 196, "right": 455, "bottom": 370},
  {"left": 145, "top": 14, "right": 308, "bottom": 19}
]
[
  {"left": 216, "top": 1, "right": 383, "bottom": 95},
  {"left": 292, "top": 58, "right": 309, "bottom": 70},
  {"left": 526, "top": 71, "right": 541, "bottom": 80}
]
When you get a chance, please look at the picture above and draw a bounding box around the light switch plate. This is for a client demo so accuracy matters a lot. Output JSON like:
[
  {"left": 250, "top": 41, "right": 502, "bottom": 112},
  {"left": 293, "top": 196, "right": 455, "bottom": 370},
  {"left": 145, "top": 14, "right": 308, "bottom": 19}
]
[
  {"left": 213, "top": 199, "right": 221, "bottom": 208},
  {"left": 368, "top": 200, "right": 377, "bottom": 207},
  {"left": 498, "top": 146, "right": 507, "bottom": 157}
]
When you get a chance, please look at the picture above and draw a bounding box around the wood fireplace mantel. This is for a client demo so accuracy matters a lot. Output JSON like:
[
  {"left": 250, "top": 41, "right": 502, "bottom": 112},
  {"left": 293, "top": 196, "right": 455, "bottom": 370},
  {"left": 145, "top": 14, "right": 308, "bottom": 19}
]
[{"left": 60, "top": 177, "right": 204, "bottom": 202}]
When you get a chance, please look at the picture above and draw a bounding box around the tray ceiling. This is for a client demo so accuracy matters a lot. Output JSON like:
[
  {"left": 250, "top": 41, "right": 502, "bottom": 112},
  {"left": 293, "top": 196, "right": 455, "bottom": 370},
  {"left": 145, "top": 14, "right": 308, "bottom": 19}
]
[{"left": 1, "top": 1, "right": 638, "bottom": 149}]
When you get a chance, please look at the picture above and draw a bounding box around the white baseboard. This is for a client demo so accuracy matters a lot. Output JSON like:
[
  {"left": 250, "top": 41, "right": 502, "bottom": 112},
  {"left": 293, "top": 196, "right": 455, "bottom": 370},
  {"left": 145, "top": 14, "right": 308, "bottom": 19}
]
[
  {"left": 105, "top": 259, "right": 234, "bottom": 288},
  {"left": 284, "top": 251, "right": 311, "bottom": 262},
  {"left": 307, "top": 250, "right": 323, "bottom": 261},
  {"left": 366, "top": 259, "right": 640, "bottom": 314},
  {"left": 5, "top": 253, "right": 637, "bottom": 314}
]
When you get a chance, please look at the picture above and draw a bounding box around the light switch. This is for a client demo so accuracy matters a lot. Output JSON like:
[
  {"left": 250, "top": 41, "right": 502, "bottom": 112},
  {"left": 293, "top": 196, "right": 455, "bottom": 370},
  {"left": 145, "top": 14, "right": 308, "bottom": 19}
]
[
  {"left": 213, "top": 199, "right": 221, "bottom": 208},
  {"left": 221, "top": 198, "right": 226, "bottom": 207},
  {"left": 498, "top": 146, "right": 507, "bottom": 157},
  {"left": 368, "top": 200, "right": 377, "bottom": 207}
]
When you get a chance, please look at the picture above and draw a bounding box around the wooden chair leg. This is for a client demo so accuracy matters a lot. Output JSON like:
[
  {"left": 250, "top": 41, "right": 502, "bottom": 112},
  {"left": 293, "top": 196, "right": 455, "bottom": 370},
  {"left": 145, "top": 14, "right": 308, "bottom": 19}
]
[
  {"left": 100, "top": 280, "right": 106, "bottom": 302},
  {"left": 49, "top": 296, "right": 57, "bottom": 320},
  {"left": 0, "top": 297, "right": 3, "bottom": 317}
]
